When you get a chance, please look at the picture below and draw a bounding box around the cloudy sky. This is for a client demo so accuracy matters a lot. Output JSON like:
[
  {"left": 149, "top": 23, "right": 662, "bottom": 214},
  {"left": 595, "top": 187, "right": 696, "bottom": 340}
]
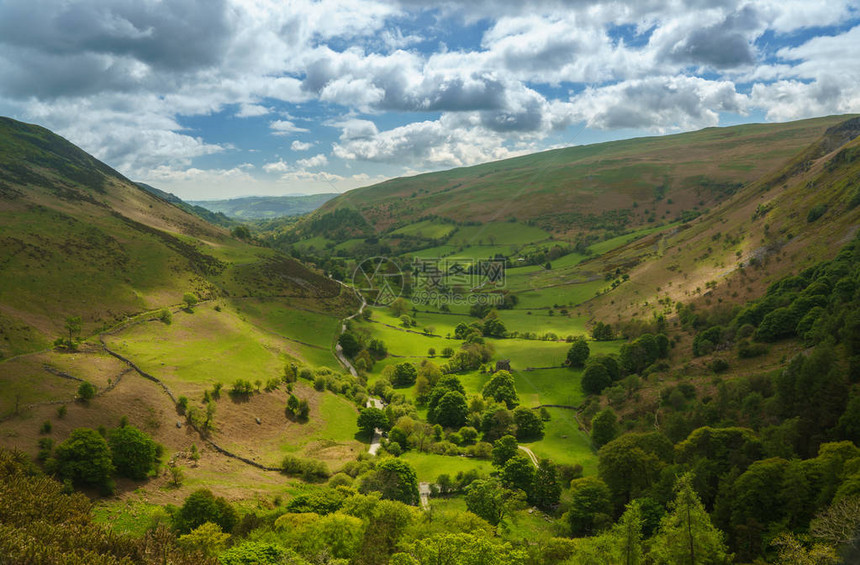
[{"left": 1, "top": 0, "right": 859, "bottom": 200}]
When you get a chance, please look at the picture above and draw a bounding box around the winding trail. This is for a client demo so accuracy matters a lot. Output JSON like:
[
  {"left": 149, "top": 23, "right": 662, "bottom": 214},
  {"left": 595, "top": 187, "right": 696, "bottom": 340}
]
[
  {"left": 333, "top": 282, "right": 367, "bottom": 377},
  {"left": 365, "top": 397, "right": 385, "bottom": 455},
  {"left": 518, "top": 445, "right": 539, "bottom": 467}
]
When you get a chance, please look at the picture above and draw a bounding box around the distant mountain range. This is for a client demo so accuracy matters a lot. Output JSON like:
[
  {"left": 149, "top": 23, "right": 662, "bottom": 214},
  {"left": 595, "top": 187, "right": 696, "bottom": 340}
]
[{"left": 188, "top": 194, "right": 337, "bottom": 220}]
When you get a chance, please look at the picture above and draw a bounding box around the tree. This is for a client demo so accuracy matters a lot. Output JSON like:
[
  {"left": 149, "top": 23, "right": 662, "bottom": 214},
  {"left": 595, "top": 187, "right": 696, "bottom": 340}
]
[
  {"left": 108, "top": 424, "right": 160, "bottom": 480},
  {"left": 390, "top": 298, "right": 410, "bottom": 317},
  {"left": 598, "top": 432, "right": 673, "bottom": 507},
  {"left": 359, "top": 458, "right": 419, "bottom": 505},
  {"left": 493, "top": 435, "right": 519, "bottom": 467},
  {"left": 482, "top": 317, "right": 507, "bottom": 338},
  {"left": 391, "top": 362, "right": 418, "bottom": 387},
  {"left": 567, "top": 477, "right": 613, "bottom": 536},
  {"left": 513, "top": 406, "right": 544, "bottom": 440},
  {"left": 182, "top": 293, "right": 198, "bottom": 311},
  {"left": 609, "top": 500, "right": 646, "bottom": 565},
  {"left": 531, "top": 459, "right": 561, "bottom": 510},
  {"left": 357, "top": 407, "right": 389, "bottom": 438},
  {"left": 465, "top": 477, "right": 524, "bottom": 526},
  {"left": 648, "top": 473, "right": 729, "bottom": 565},
  {"left": 482, "top": 370, "right": 519, "bottom": 408},
  {"left": 177, "top": 522, "right": 229, "bottom": 558},
  {"left": 54, "top": 428, "right": 114, "bottom": 488},
  {"left": 76, "top": 381, "right": 96, "bottom": 401},
  {"left": 566, "top": 336, "right": 590, "bottom": 368},
  {"left": 175, "top": 488, "right": 238, "bottom": 534},
  {"left": 592, "top": 321, "right": 615, "bottom": 341},
  {"left": 581, "top": 363, "right": 611, "bottom": 395},
  {"left": 435, "top": 391, "right": 468, "bottom": 429},
  {"left": 501, "top": 454, "right": 534, "bottom": 494},
  {"left": 591, "top": 408, "right": 619, "bottom": 448},
  {"left": 63, "top": 315, "right": 82, "bottom": 348},
  {"left": 338, "top": 332, "right": 362, "bottom": 358}
]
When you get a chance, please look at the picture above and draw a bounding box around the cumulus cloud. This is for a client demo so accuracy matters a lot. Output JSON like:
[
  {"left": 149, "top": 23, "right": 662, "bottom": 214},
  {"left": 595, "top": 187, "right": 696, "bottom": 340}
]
[
  {"left": 236, "top": 103, "right": 270, "bottom": 117},
  {"left": 0, "top": 0, "right": 858, "bottom": 197},
  {"left": 571, "top": 76, "right": 748, "bottom": 131},
  {"left": 291, "top": 140, "right": 314, "bottom": 151},
  {"left": 297, "top": 153, "right": 329, "bottom": 168},
  {"left": 270, "top": 119, "right": 309, "bottom": 135}
]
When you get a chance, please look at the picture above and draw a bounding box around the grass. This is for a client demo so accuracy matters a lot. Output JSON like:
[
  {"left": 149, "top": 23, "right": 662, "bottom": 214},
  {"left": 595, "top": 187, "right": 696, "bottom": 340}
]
[
  {"left": 231, "top": 298, "right": 342, "bottom": 349},
  {"left": 400, "top": 452, "right": 493, "bottom": 483},
  {"left": 513, "top": 280, "right": 608, "bottom": 309},
  {"left": 586, "top": 221, "right": 681, "bottom": 256},
  {"left": 524, "top": 407, "right": 598, "bottom": 475},
  {"left": 450, "top": 222, "right": 550, "bottom": 247},
  {"left": 390, "top": 220, "right": 457, "bottom": 240},
  {"left": 355, "top": 320, "right": 460, "bottom": 357},
  {"left": 104, "top": 304, "right": 294, "bottom": 398}
]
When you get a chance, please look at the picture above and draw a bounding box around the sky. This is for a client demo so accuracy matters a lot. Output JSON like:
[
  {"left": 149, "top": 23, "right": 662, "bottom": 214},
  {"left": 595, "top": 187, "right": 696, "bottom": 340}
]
[{"left": 1, "top": 1, "right": 859, "bottom": 200}]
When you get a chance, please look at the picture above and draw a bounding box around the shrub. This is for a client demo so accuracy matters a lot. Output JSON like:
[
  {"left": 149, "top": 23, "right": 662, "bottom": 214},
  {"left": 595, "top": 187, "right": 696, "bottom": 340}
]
[
  {"left": 54, "top": 428, "right": 114, "bottom": 489},
  {"left": 230, "top": 379, "right": 254, "bottom": 397},
  {"left": 76, "top": 382, "right": 96, "bottom": 401},
  {"left": 108, "top": 425, "right": 161, "bottom": 480},
  {"left": 39, "top": 420, "right": 52, "bottom": 434},
  {"left": 174, "top": 488, "right": 238, "bottom": 534},
  {"left": 807, "top": 203, "right": 827, "bottom": 223},
  {"left": 159, "top": 308, "right": 172, "bottom": 325}
]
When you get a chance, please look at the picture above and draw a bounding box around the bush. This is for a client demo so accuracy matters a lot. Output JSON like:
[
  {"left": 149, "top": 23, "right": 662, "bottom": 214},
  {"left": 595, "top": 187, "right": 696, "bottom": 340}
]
[
  {"left": 709, "top": 358, "right": 730, "bottom": 373},
  {"left": 54, "top": 428, "right": 114, "bottom": 489},
  {"left": 159, "top": 308, "right": 172, "bottom": 325},
  {"left": 108, "top": 424, "right": 161, "bottom": 480},
  {"left": 76, "top": 382, "right": 96, "bottom": 401},
  {"left": 230, "top": 379, "right": 254, "bottom": 397},
  {"left": 807, "top": 203, "right": 827, "bottom": 223},
  {"left": 391, "top": 362, "right": 418, "bottom": 386},
  {"left": 174, "top": 488, "right": 238, "bottom": 534},
  {"left": 39, "top": 420, "right": 52, "bottom": 435},
  {"left": 738, "top": 340, "right": 768, "bottom": 359},
  {"left": 581, "top": 364, "right": 612, "bottom": 395}
]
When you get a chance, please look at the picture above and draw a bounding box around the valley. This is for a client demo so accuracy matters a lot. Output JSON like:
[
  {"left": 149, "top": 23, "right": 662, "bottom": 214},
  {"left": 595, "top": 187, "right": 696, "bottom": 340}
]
[{"left": 2, "top": 114, "right": 860, "bottom": 564}]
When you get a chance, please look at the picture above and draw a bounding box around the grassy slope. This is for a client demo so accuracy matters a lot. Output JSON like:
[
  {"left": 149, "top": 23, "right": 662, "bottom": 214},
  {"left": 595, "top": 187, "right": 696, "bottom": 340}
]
[
  {"left": 0, "top": 117, "right": 347, "bottom": 357},
  {"left": 321, "top": 116, "right": 852, "bottom": 231}
]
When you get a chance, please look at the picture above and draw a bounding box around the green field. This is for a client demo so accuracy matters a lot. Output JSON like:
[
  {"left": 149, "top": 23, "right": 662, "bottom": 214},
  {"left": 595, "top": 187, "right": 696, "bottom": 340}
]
[
  {"left": 449, "top": 222, "right": 550, "bottom": 247},
  {"left": 524, "top": 407, "right": 597, "bottom": 475},
  {"left": 400, "top": 452, "right": 493, "bottom": 483},
  {"left": 390, "top": 220, "right": 457, "bottom": 240},
  {"left": 104, "top": 304, "right": 293, "bottom": 397}
]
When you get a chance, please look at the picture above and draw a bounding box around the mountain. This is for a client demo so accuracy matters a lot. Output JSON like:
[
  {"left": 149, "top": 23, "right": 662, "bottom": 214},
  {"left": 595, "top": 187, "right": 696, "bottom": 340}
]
[
  {"left": 313, "top": 115, "right": 856, "bottom": 236},
  {"left": 136, "top": 182, "right": 236, "bottom": 228},
  {"left": 188, "top": 194, "right": 337, "bottom": 219},
  {"left": 0, "top": 117, "right": 344, "bottom": 358}
]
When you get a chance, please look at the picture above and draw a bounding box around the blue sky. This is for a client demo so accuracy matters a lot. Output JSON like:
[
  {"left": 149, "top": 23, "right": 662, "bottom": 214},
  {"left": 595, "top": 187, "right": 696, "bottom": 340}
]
[{"left": 0, "top": 0, "right": 858, "bottom": 200}]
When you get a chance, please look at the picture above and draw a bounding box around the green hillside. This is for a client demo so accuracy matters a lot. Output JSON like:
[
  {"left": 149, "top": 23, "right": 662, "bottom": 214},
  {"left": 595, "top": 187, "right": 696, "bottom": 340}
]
[
  {"left": 314, "top": 115, "right": 853, "bottom": 235},
  {"left": 189, "top": 193, "right": 337, "bottom": 219},
  {"left": 0, "top": 117, "right": 347, "bottom": 358}
]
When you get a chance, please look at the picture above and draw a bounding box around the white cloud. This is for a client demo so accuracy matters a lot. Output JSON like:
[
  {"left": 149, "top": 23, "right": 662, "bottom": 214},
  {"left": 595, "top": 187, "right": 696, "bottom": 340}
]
[
  {"left": 291, "top": 140, "right": 314, "bottom": 151},
  {"left": 263, "top": 160, "right": 290, "bottom": 173},
  {"left": 296, "top": 153, "right": 329, "bottom": 168},
  {"left": 235, "top": 103, "right": 270, "bottom": 117},
  {"left": 1, "top": 0, "right": 859, "bottom": 197},
  {"left": 270, "top": 119, "right": 309, "bottom": 135}
]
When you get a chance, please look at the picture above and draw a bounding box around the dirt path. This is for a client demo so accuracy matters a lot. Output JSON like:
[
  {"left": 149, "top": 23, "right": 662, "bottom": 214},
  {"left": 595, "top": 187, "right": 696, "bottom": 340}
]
[
  {"left": 518, "top": 445, "right": 539, "bottom": 467},
  {"left": 419, "top": 482, "right": 431, "bottom": 510},
  {"left": 334, "top": 282, "right": 367, "bottom": 377},
  {"left": 366, "top": 397, "right": 385, "bottom": 455}
]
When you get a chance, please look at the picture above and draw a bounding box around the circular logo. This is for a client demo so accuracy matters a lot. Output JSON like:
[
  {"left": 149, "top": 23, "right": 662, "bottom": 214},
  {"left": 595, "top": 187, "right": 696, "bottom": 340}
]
[{"left": 350, "top": 257, "right": 404, "bottom": 306}]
